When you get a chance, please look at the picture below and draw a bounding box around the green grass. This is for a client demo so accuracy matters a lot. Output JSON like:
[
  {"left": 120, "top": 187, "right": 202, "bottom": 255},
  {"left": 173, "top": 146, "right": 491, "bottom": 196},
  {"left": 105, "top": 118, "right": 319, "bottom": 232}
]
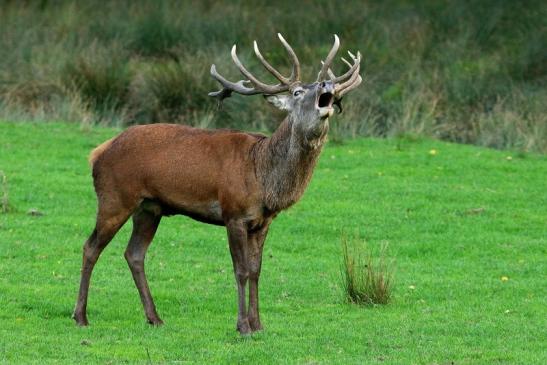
[{"left": 0, "top": 121, "right": 545, "bottom": 364}]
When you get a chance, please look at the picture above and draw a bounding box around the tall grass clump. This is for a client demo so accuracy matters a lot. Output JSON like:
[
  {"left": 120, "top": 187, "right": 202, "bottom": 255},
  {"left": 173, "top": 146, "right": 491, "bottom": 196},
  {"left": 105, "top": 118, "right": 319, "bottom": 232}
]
[{"left": 340, "top": 235, "right": 394, "bottom": 306}]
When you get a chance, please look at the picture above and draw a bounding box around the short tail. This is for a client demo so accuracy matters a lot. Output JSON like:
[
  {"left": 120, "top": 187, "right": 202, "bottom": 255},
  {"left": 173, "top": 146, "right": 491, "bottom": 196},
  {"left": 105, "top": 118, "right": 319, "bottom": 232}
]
[{"left": 88, "top": 138, "right": 114, "bottom": 167}]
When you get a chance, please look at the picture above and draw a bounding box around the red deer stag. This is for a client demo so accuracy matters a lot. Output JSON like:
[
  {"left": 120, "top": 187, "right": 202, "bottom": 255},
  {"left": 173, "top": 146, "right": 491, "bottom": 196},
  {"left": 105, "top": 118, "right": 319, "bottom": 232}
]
[{"left": 73, "top": 34, "right": 361, "bottom": 334}]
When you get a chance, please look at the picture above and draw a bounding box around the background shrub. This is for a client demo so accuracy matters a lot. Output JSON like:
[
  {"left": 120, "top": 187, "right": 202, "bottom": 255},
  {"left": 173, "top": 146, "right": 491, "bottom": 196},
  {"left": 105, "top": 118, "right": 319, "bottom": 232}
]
[
  {"left": 137, "top": 58, "right": 213, "bottom": 123},
  {"left": 0, "top": 0, "right": 545, "bottom": 152},
  {"left": 61, "top": 44, "right": 132, "bottom": 122}
]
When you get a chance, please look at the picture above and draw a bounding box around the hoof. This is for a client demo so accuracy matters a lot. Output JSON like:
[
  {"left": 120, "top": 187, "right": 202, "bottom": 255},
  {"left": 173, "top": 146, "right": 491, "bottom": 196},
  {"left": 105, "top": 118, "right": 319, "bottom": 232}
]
[
  {"left": 251, "top": 324, "right": 263, "bottom": 332},
  {"left": 237, "top": 319, "right": 251, "bottom": 335},
  {"left": 249, "top": 318, "right": 263, "bottom": 332},
  {"left": 147, "top": 318, "right": 164, "bottom": 326},
  {"left": 72, "top": 313, "right": 89, "bottom": 327}
]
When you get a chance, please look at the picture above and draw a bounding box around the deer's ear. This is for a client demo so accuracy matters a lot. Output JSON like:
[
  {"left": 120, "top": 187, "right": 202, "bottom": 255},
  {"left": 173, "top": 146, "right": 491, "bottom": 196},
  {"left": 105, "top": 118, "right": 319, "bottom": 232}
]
[{"left": 265, "top": 95, "right": 292, "bottom": 111}]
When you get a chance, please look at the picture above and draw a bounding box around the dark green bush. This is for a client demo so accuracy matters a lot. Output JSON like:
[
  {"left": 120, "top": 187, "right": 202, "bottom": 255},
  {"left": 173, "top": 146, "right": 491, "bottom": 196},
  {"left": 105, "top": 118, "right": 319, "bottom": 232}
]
[
  {"left": 62, "top": 47, "right": 132, "bottom": 117},
  {"left": 139, "top": 58, "right": 213, "bottom": 123},
  {"left": 130, "top": 10, "right": 180, "bottom": 58}
]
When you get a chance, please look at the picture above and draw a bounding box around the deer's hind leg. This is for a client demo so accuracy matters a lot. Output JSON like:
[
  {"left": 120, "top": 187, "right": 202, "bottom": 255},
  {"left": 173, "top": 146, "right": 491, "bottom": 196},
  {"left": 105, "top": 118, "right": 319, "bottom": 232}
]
[
  {"left": 73, "top": 196, "right": 136, "bottom": 326},
  {"left": 124, "top": 201, "right": 163, "bottom": 325}
]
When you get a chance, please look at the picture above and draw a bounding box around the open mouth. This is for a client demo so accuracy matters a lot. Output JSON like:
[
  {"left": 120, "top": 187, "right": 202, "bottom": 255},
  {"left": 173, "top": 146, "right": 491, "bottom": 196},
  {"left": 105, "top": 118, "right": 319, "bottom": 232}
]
[{"left": 317, "top": 92, "right": 334, "bottom": 108}]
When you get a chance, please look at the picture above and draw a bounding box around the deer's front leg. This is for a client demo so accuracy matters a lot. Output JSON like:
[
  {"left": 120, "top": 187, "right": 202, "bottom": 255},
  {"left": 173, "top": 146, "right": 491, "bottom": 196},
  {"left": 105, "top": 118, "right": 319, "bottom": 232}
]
[
  {"left": 226, "top": 220, "right": 251, "bottom": 335},
  {"left": 247, "top": 223, "right": 270, "bottom": 332}
]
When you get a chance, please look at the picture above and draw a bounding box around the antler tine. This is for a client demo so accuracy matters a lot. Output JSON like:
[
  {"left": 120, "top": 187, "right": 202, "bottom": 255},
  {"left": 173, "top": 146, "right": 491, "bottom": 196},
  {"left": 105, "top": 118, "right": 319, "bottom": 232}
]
[
  {"left": 316, "top": 34, "right": 340, "bottom": 82},
  {"left": 321, "top": 61, "right": 337, "bottom": 80},
  {"left": 208, "top": 64, "right": 262, "bottom": 101},
  {"left": 338, "top": 74, "right": 362, "bottom": 98},
  {"left": 335, "top": 62, "right": 362, "bottom": 97},
  {"left": 329, "top": 51, "right": 361, "bottom": 84},
  {"left": 277, "top": 33, "right": 301, "bottom": 84},
  {"left": 253, "top": 41, "right": 291, "bottom": 85},
  {"left": 231, "top": 45, "right": 288, "bottom": 94},
  {"left": 320, "top": 50, "right": 360, "bottom": 85},
  {"left": 341, "top": 57, "right": 352, "bottom": 68}
]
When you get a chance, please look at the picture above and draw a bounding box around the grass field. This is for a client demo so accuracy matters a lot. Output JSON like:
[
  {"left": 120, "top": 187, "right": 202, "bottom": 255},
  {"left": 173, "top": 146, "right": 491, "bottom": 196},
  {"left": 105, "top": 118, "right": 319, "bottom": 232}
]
[{"left": 0, "top": 121, "right": 545, "bottom": 364}]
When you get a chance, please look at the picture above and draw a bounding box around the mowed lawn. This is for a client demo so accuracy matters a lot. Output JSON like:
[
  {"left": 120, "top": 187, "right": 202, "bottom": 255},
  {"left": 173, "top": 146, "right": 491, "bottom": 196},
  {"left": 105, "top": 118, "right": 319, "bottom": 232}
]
[{"left": 0, "top": 122, "right": 545, "bottom": 364}]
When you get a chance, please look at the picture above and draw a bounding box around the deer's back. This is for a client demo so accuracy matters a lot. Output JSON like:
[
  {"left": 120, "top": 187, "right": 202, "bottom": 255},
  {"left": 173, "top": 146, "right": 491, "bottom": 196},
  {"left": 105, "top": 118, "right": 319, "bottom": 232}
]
[{"left": 92, "top": 124, "right": 265, "bottom": 221}]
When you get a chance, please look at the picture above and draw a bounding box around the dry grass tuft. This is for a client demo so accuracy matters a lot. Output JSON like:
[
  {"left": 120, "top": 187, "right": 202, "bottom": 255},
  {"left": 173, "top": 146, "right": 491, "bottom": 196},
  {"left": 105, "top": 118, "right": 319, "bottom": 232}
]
[
  {"left": 340, "top": 235, "right": 394, "bottom": 306},
  {"left": 0, "top": 171, "right": 10, "bottom": 213}
]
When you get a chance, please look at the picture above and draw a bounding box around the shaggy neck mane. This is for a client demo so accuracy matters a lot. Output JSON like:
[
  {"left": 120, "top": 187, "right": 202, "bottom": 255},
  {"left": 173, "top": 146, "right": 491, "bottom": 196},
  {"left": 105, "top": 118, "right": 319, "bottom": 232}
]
[{"left": 253, "top": 117, "right": 326, "bottom": 212}]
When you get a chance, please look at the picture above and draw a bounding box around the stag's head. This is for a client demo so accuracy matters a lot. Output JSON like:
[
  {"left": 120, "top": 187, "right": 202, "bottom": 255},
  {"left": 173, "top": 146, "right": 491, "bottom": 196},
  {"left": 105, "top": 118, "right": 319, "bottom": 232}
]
[{"left": 209, "top": 34, "right": 361, "bottom": 142}]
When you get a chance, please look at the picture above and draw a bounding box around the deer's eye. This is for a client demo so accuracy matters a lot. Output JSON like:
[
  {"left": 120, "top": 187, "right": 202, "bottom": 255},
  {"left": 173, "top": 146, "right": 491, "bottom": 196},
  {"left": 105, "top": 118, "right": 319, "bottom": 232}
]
[{"left": 293, "top": 89, "right": 304, "bottom": 97}]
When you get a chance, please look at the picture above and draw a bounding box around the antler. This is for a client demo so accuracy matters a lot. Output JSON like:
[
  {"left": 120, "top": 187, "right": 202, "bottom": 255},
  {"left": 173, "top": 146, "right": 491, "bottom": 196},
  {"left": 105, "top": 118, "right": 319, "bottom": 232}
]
[
  {"left": 318, "top": 42, "right": 362, "bottom": 100},
  {"left": 209, "top": 33, "right": 301, "bottom": 101},
  {"left": 210, "top": 34, "right": 361, "bottom": 102},
  {"left": 333, "top": 51, "right": 362, "bottom": 98},
  {"left": 316, "top": 35, "right": 340, "bottom": 82}
]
